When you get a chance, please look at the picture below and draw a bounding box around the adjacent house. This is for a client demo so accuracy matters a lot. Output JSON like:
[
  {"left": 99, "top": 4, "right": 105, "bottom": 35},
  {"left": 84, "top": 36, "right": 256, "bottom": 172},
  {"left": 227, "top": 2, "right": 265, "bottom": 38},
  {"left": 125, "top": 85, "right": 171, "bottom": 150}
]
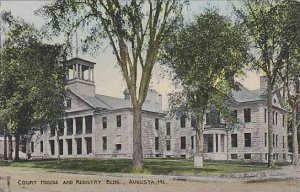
[{"left": 167, "top": 77, "right": 289, "bottom": 162}]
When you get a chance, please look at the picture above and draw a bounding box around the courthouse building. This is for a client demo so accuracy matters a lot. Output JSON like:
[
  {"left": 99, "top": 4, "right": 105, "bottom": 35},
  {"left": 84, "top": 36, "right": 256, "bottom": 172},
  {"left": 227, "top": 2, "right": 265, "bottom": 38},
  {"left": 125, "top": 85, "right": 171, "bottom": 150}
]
[
  {"left": 26, "top": 58, "right": 289, "bottom": 162},
  {"left": 29, "top": 58, "right": 165, "bottom": 159}
]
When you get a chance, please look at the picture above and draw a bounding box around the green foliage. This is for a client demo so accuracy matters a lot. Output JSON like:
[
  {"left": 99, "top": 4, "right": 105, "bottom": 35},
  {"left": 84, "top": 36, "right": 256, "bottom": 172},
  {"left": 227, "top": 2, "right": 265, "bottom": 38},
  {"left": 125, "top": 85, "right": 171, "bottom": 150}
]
[
  {"left": 0, "top": 12, "right": 66, "bottom": 135},
  {"left": 0, "top": 158, "right": 280, "bottom": 176},
  {"left": 162, "top": 9, "right": 249, "bottom": 123}
]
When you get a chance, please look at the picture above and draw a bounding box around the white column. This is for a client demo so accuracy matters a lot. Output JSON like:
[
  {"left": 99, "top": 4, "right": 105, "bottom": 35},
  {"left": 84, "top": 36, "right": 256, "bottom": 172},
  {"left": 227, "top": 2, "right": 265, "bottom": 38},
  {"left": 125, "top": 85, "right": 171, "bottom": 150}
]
[
  {"left": 72, "top": 138, "right": 77, "bottom": 155},
  {"left": 213, "top": 134, "right": 217, "bottom": 153},
  {"left": 82, "top": 116, "right": 86, "bottom": 135},
  {"left": 76, "top": 64, "right": 79, "bottom": 78},
  {"left": 73, "top": 118, "right": 76, "bottom": 135},
  {"left": 64, "top": 119, "right": 67, "bottom": 136},
  {"left": 79, "top": 64, "right": 82, "bottom": 79},
  {"left": 224, "top": 133, "right": 228, "bottom": 155},
  {"left": 92, "top": 116, "right": 96, "bottom": 154},
  {"left": 218, "top": 134, "right": 221, "bottom": 153},
  {"left": 63, "top": 139, "right": 68, "bottom": 156},
  {"left": 92, "top": 68, "right": 94, "bottom": 81},
  {"left": 73, "top": 65, "right": 76, "bottom": 79}
]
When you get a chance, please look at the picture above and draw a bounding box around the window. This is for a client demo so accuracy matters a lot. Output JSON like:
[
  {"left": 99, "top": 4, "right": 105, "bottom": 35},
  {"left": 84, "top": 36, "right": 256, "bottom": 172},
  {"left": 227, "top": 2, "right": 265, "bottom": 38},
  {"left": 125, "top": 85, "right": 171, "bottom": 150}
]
[
  {"left": 76, "top": 117, "right": 83, "bottom": 135},
  {"left": 244, "top": 133, "right": 251, "bottom": 147},
  {"left": 102, "top": 117, "right": 107, "bottom": 129},
  {"left": 155, "top": 137, "right": 159, "bottom": 150},
  {"left": 191, "top": 136, "right": 194, "bottom": 150},
  {"left": 244, "top": 153, "right": 251, "bottom": 159},
  {"left": 231, "top": 154, "right": 238, "bottom": 159},
  {"left": 244, "top": 108, "right": 251, "bottom": 122},
  {"left": 49, "top": 140, "right": 55, "bottom": 155},
  {"left": 67, "top": 139, "right": 72, "bottom": 155},
  {"left": 86, "top": 137, "right": 92, "bottom": 154},
  {"left": 59, "top": 139, "right": 63, "bottom": 155},
  {"left": 233, "top": 110, "right": 237, "bottom": 119},
  {"left": 66, "top": 97, "right": 71, "bottom": 108},
  {"left": 116, "top": 115, "right": 121, "bottom": 127},
  {"left": 275, "top": 112, "right": 278, "bottom": 125},
  {"left": 231, "top": 134, "right": 238, "bottom": 147},
  {"left": 76, "top": 138, "right": 82, "bottom": 155},
  {"left": 85, "top": 116, "right": 93, "bottom": 134},
  {"left": 264, "top": 109, "right": 267, "bottom": 123},
  {"left": 166, "top": 122, "right": 171, "bottom": 136},
  {"left": 180, "top": 137, "right": 186, "bottom": 149},
  {"left": 283, "top": 154, "right": 286, "bottom": 160},
  {"left": 58, "top": 120, "right": 64, "bottom": 136},
  {"left": 40, "top": 141, "right": 43, "bottom": 153},
  {"left": 66, "top": 118, "right": 73, "bottom": 135},
  {"left": 155, "top": 118, "right": 159, "bottom": 130},
  {"left": 273, "top": 134, "right": 275, "bottom": 147},
  {"left": 180, "top": 116, "right": 186, "bottom": 128},
  {"left": 283, "top": 136, "right": 285, "bottom": 148},
  {"left": 206, "top": 113, "right": 210, "bottom": 125},
  {"left": 191, "top": 116, "right": 196, "bottom": 128},
  {"left": 31, "top": 142, "right": 34, "bottom": 153},
  {"left": 276, "top": 134, "right": 278, "bottom": 147},
  {"left": 166, "top": 140, "right": 171, "bottom": 151},
  {"left": 50, "top": 127, "right": 55, "bottom": 137},
  {"left": 265, "top": 133, "right": 267, "bottom": 147},
  {"left": 102, "top": 137, "right": 107, "bottom": 150},
  {"left": 265, "top": 153, "right": 268, "bottom": 160},
  {"left": 283, "top": 115, "right": 285, "bottom": 127},
  {"left": 116, "top": 144, "right": 122, "bottom": 151},
  {"left": 273, "top": 111, "right": 275, "bottom": 125}
]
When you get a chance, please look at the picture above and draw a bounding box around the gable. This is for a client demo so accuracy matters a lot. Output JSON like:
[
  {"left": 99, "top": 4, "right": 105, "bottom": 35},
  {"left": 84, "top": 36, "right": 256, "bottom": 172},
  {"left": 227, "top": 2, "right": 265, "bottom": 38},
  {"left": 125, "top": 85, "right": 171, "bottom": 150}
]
[{"left": 66, "top": 91, "right": 93, "bottom": 112}]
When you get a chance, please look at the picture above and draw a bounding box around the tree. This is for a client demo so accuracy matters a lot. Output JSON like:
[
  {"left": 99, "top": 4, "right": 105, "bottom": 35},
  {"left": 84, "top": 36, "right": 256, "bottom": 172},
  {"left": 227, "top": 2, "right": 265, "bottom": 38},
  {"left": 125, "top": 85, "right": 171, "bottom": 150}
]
[
  {"left": 38, "top": 0, "right": 185, "bottom": 168},
  {"left": 161, "top": 9, "right": 248, "bottom": 168},
  {"left": 235, "top": 0, "right": 294, "bottom": 168},
  {"left": 0, "top": 12, "right": 66, "bottom": 160},
  {"left": 277, "top": 1, "right": 300, "bottom": 167}
]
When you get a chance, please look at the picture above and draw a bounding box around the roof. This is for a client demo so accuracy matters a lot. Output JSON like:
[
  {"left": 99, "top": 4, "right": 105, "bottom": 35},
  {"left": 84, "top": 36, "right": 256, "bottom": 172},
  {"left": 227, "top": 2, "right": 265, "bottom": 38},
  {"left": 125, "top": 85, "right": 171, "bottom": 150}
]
[
  {"left": 231, "top": 83, "right": 264, "bottom": 103},
  {"left": 74, "top": 92, "right": 162, "bottom": 113}
]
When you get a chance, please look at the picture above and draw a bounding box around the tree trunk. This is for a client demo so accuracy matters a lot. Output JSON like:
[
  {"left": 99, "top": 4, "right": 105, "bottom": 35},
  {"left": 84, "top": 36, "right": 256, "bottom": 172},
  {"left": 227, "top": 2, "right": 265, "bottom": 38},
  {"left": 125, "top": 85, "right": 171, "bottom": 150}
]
[
  {"left": 292, "top": 106, "right": 299, "bottom": 166},
  {"left": 8, "top": 135, "right": 13, "bottom": 160},
  {"left": 267, "top": 78, "right": 274, "bottom": 168},
  {"left": 15, "top": 134, "right": 20, "bottom": 161},
  {"left": 132, "top": 106, "right": 143, "bottom": 168},
  {"left": 194, "top": 111, "right": 204, "bottom": 168},
  {"left": 56, "top": 132, "right": 61, "bottom": 164},
  {"left": 3, "top": 133, "right": 7, "bottom": 160}
]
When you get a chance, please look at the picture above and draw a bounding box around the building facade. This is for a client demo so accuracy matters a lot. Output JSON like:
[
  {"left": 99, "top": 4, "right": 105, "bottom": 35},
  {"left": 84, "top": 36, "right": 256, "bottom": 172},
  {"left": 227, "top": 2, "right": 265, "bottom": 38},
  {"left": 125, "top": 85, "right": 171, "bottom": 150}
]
[
  {"left": 27, "top": 58, "right": 288, "bottom": 163},
  {"left": 29, "top": 58, "right": 165, "bottom": 159},
  {"left": 167, "top": 78, "right": 289, "bottom": 162}
]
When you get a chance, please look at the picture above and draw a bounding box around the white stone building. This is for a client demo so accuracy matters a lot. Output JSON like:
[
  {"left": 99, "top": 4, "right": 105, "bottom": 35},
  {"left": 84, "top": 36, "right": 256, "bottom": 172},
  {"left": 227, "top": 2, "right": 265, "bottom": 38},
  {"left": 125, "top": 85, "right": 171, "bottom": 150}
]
[
  {"left": 16, "top": 58, "right": 289, "bottom": 163},
  {"left": 167, "top": 77, "right": 289, "bottom": 162},
  {"left": 29, "top": 58, "right": 165, "bottom": 159}
]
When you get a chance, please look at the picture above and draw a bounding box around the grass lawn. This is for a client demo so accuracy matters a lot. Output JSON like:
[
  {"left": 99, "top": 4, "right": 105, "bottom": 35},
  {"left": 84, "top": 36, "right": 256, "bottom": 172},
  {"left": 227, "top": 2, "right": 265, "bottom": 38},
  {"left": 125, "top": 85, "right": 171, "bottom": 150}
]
[{"left": 0, "top": 158, "right": 284, "bottom": 176}]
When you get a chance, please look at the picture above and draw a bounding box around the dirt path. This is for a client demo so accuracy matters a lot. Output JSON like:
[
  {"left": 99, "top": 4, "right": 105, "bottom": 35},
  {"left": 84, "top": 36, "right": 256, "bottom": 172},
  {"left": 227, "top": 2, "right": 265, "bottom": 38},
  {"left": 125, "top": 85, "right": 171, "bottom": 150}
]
[{"left": 0, "top": 167, "right": 299, "bottom": 192}]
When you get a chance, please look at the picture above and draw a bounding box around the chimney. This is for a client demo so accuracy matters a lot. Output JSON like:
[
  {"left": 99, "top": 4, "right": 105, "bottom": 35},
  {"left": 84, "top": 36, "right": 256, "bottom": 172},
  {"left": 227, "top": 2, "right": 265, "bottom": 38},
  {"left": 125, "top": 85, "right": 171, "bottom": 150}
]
[
  {"left": 123, "top": 88, "right": 130, "bottom": 100},
  {"left": 158, "top": 94, "right": 162, "bottom": 112},
  {"left": 260, "top": 76, "right": 267, "bottom": 91}
]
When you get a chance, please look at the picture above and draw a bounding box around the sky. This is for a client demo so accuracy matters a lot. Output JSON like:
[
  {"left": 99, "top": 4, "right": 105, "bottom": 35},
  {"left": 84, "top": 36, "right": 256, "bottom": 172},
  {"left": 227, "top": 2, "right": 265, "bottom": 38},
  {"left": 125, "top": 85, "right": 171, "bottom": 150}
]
[{"left": 0, "top": 0, "right": 261, "bottom": 110}]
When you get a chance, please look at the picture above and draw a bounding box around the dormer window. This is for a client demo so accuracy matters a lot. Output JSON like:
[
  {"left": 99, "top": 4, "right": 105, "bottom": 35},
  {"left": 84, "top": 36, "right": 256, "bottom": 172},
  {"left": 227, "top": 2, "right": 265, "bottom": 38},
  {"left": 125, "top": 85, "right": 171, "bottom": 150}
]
[
  {"left": 273, "top": 99, "right": 276, "bottom": 103},
  {"left": 65, "top": 97, "right": 71, "bottom": 108}
]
